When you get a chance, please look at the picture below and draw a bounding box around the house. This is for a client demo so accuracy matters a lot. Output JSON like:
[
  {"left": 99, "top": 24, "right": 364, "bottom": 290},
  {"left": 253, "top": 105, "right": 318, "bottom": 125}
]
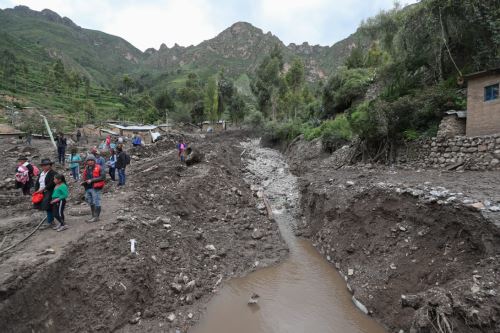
[
  {"left": 109, "top": 124, "right": 158, "bottom": 143},
  {"left": 464, "top": 68, "right": 500, "bottom": 136}
]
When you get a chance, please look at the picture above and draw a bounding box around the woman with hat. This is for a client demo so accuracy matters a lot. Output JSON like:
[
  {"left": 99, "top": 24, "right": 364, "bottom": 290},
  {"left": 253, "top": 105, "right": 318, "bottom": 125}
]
[{"left": 34, "top": 158, "right": 57, "bottom": 229}]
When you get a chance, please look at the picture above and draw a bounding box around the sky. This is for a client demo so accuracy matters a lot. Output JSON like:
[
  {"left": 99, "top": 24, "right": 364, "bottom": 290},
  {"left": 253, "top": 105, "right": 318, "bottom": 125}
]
[{"left": 0, "top": 0, "right": 419, "bottom": 51}]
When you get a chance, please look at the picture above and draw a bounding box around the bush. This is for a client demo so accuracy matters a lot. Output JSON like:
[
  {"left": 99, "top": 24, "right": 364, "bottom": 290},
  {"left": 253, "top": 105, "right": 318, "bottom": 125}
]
[
  {"left": 322, "top": 68, "right": 375, "bottom": 117},
  {"left": 243, "top": 106, "right": 264, "bottom": 130},
  {"left": 304, "top": 115, "right": 352, "bottom": 141}
]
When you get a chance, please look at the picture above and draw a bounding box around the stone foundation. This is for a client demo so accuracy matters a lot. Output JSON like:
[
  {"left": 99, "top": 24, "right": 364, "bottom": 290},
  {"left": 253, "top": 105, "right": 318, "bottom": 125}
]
[{"left": 404, "top": 135, "right": 500, "bottom": 171}]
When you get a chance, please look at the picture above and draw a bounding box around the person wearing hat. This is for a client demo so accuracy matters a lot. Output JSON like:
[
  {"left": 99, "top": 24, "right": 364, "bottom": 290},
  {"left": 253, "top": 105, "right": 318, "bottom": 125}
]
[
  {"left": 82, "top": 154, "right": 106, "bottom": 222},
  {"left": 15, "top": 156, "right": 36, "bottom": 195},
  {"left": 94, "top": 150, "right": 106, "bottom": 169},
  {"left": 34, "top": 158, "right": 57, "bottom": 229}
]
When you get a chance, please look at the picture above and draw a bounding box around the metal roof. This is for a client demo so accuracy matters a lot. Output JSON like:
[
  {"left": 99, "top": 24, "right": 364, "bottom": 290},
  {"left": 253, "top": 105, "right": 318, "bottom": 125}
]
[
  {"left": 109, "top": 124, "right": 157, "bottom": 131},
  {"left": 463, "top": 67, "right": 500, "bottom": 80},
  {"left": 445, "top": 110, "right": 467, "bottom": 118}
]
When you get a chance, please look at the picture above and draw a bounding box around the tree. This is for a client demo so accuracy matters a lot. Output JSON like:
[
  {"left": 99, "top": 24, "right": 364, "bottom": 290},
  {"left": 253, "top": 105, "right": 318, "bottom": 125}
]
[
  {"left": 285, "top": 58, "right": 306, "bottom": 119},
  {"left": 204, "top": 77, "right": 218, "bottom": 123},
  {"left": 154, "top": 90, "right": 175, "bottom": 122},
  {"left": 251, "top": 44, "right": 284, "bottom": 119},
  {"left": 285, "top": 58, "right": 305, "bottom": 92},
  {"left": 122, "top": 75, "right": 134, "bottom": 95},
  {"left": 217, "top": 69, "right": 234, "bottom": 119},
  {"left": 229, "top": 94, "right": 246, "bottom": 125},
  {"left": 82, "top": 100, "right": 96, "bottom": 123}
]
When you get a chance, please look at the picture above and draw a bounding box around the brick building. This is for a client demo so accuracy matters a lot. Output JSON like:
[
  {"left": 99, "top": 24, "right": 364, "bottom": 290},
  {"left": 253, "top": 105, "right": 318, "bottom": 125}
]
[{"left": 465, "top": 68, "right": 500, "bottom": 136}]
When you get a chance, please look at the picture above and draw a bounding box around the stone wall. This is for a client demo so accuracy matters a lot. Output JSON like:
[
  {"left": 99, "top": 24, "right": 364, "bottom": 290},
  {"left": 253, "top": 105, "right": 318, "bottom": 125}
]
[
  {"left": 437, "top": 115, "right": 466, "bottom": 138},
  {"left": 406, "top": 135, "right": 500, "bottom": 171}
]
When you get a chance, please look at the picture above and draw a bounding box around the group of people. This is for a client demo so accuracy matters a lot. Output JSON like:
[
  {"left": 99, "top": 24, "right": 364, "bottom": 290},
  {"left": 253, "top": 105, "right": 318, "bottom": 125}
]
[{"left": 14, "top": 135, "right": 131, "bottom": 232}]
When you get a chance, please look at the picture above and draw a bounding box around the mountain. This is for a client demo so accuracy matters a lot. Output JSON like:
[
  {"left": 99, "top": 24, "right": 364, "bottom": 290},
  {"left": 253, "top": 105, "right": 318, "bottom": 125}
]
[
  {"left": 0, "top": 6, "right": 144, "bottom": 86},
  {"left": 144, "top": 21, "right": 364, "bottom": 82},
  {"left": 0, "top": 6, "right": 365, "bottom": 87}
]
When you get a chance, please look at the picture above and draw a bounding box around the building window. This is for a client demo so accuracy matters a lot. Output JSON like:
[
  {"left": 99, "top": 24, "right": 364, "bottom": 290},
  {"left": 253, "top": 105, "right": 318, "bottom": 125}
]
[{"left": 484, "top": 83, "right": 499, "bottom": 101}]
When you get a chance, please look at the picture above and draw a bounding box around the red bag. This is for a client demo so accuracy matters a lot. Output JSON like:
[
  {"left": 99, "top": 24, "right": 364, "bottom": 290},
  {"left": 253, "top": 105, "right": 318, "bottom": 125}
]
[{"left": 32, "top": 192, "right": 44, "bottom": 204}]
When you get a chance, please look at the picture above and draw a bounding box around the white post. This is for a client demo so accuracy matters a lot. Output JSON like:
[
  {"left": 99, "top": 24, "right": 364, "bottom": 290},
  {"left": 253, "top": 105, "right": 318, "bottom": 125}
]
[{"left": 42, "top": 115, "right": 57, "bottom": 151}]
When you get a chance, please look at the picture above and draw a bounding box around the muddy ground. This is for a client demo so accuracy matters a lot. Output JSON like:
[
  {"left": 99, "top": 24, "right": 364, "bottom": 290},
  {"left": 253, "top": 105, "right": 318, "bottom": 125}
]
[
  {"left": 0, "top": 131, "right": 499, "bottom": 333},
  {"left": 286, "top": 138, "right": 500, "bottom": 333},
  {"left": 0, "top": 132, "right": 287, "bottom": 332}
]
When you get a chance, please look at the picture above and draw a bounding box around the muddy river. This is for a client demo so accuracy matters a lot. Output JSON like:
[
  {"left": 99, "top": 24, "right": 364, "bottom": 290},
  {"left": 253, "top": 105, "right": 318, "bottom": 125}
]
[{"left": 191, "top": 140, "right": 386, "bottom": 333}]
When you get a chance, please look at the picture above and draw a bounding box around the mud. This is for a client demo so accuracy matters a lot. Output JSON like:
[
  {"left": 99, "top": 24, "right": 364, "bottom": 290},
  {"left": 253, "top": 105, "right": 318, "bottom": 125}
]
[
  {"left": 287, "top": 138, "right": 500, "bottom": 333},
  {"left": 0, "top": 133, "right": 287, "bottom": 332},
  {"left": 192, "top": 139, "right": 386, "bottom": 333},
  {"left": 1, "top": 132, "right": 499, "bottom": 333}
]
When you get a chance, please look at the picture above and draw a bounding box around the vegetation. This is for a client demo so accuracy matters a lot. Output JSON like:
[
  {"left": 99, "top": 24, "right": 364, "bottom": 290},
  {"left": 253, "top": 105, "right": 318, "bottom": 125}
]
[{"left": 1, "top": 0, "right": 499, "bottom": 156}]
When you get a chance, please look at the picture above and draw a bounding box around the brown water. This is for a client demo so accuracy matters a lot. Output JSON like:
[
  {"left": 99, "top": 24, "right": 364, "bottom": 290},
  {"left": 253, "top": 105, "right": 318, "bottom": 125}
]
[{"left": 191, "top": 141, "right": 387, "bottom": 333}]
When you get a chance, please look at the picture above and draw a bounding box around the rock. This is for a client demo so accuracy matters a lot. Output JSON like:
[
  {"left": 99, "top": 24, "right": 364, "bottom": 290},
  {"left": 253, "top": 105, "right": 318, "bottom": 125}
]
[
  {"left": 346, "top": 181, "right": 355, "bottom": 187},
  {"left": 471, "top": 284, "right": 480, "bottom": 294},
  {"left": 129, "top": 312, "right": 141, "bottom": 324},
  {"left": 185, "top": 147, "right": 204, "bottom": 166},
  {"left": 205, "top": 244, "right": 216, "bottom": 251},
  {"left": 184, "top": 280, "right": 196, "bottom": 293},
  {"left": 401, "top": 294, "right": 421, "bottom": 309},
  {"left": 399, "top": 226, "right": 407, "bottom": 232},
  {"left": 42, "top": 248, "right": 56, "bottom": 255},
  {"left": 390, "top": 263, "right": 397, "bottom": 270},
  {"left": 116, "top": 216, "right": 129, "bottom": 222},
  {"left": 170, "top": 283, "right": 183, "bottom": 293},
  {"left": 348, "top": 268, "right": 354, "bottom": 276},
  {"left": 248, "top": 293, "right": 260, "bottom": 305},
  {"left": 185, "top": 294, "right": 194, "bottom": 304},
  {"left": 251, "top": 229, "right": 264, "bottom": 240},
  {"left": 143, "top": 309, "right": 155, "bottom": 318},
  {"left": 489, "top": 206, "right": 500, "bottom": 212},
  {"left": 167, "top": 313, "right": 176, "bottom": 322},
  {"left": 469, "top": 202, "right": 485, "bottom": 211},
  {"left": 159, "top": 242, "right": 170, "bottom": 249},
  {"left": 352, "top": 296, "right": 368, "bottom": 315},
  {"left": 187, "top": 312, "right": 194, "bottom": 319}
]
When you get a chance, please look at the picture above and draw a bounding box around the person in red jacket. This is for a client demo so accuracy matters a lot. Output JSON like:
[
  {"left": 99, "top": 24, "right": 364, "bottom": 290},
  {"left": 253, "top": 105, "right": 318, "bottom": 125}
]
[{"left": 81, "top": 154, "right": 106, "bottom": 222}]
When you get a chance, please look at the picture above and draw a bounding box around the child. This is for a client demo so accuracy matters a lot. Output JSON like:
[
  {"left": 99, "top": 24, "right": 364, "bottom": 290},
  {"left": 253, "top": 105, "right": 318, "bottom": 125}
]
[
  {"left": 50, "top": 174, "right": 69, "bottom": 232},
  {"left": 68, "top": 147, "right": 82, "bottom": 181},
  {"left": 177, "top": 139, "right": 186, "bottom": 162}
]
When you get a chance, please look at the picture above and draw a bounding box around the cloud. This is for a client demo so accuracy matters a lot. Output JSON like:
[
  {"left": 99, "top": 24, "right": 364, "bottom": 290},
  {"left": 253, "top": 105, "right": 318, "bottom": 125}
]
[
  {"left": 0, "top": 0, "right": 419, "bottom": 50},
  {"left": 103, "top": 0, "right": 219, "bottom": 50}
]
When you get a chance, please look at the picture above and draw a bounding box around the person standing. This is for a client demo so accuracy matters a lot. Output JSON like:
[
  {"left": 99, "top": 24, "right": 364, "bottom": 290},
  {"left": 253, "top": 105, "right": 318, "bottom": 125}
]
[
  {"left": 68, "top": 147, "right": 82, "bottom": 181},
  {"left": 34, "top": 158, "right": 57, "bottom": 229},
  {"left": 107, "top": 149, "right": 117, "bottom": 181},
  {"left": 94, "top": 150, "right": 106, "bottom": 168},
  {"left": 82, "top": 155, "right": 106, "bottom": 223},
  {"left": 56, "top": 133, "right": 67, "bottom": 165},
  {"left": 15, "top": 156, "right": 36, "bottom": 195},
  {"left": 76, "top": 129, "right": 82, "bottom": 143},
  {"left": 177, "top": 139, "right": 186, "bottom": 162},
  {"left": 26, "top": 131, "right": 32, "bottom": 146},
  {"left": 116, "top": 145, "right": 129, "bottom": 186},
  {"left": 132, "top": 133, "right": 142, "bottom": 147},
  {"left": 105, "top": 135, "right": 111, "bottom": 150},
  {"left": 50, "top": 174, "right": 69, "bottom": 232}
]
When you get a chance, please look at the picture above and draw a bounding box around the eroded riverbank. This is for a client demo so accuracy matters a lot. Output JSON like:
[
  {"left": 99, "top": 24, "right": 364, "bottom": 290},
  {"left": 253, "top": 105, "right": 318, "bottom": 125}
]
[{"left": 192, "top": 139, "right": 386, "bottom": 333}]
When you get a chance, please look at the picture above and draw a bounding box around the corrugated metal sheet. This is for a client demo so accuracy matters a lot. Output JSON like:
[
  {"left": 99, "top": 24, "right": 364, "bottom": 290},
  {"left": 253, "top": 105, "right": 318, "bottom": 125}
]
[{"left": 109, "top": 124, "right": 157, "bottom": 131}]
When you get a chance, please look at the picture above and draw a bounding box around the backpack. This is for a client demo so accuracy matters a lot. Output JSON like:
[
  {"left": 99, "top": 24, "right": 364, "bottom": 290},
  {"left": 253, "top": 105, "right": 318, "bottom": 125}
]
[
  {"left": 32, "top": 164, "right": 40, "bottom": 177},
  {"left": 15, "top": 165, "right": 29, "bottom": 184},
  {"left": 124, "top": 153, "right": 131, "bottom": 165},
  {"left": 133, "top": 136, "right": 141, "bottom": 145}
]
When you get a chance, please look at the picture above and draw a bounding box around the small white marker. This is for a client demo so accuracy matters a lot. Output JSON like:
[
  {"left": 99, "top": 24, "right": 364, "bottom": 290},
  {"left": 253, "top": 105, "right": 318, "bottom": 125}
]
[{"left": 130, "top": 239, "right": 137, "bottom": 253}]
